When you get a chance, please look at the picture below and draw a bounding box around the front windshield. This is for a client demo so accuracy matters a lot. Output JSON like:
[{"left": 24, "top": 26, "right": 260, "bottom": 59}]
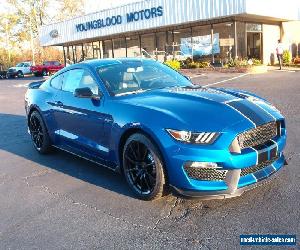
[
  {"left": 16, "top": 63, "right": 24, "bottom": 67},
  {"left": 97, "top": 60, "right": 193, "bottom": 96}
]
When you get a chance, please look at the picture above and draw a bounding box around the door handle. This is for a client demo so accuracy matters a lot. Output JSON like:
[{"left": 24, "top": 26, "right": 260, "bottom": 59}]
[{"left": 54, "top": 101, "right": 63, "bottom": 107}]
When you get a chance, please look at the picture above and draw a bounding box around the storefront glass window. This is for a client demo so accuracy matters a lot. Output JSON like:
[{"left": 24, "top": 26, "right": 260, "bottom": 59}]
[
  {"left": 84, "top": 43, "right": 94, "bottom": 59},
  {"left": 236, "top": 22, "right": 246, "bottom": 59},
  {"left": 170, "top": 28, "right": 192, "bottom": 60},
  {"left": 192, "top": 25, "right": 212, "bottom": 61},
  {"left": 155, "top": 32, "right": 167, "bottom": 62},
  {"left": 113, "top": 38, "right": 126, "bottom": 58},
  {"left": 126, "top": 35, "right": 141, "bottom": 58},
  {"left": 246, "top": 23, "right": 262, "bottom": 32},
  {"left": 165, "top": 31, "right": 173, "bottom": 56},
  {"left": 71, "top": 44, "right": 84, "bottom": 63},
  {"left": 103, "top": 40, "right": 113, "bottom": 58},
  {"left": 213, "top": 22, "right": 235, "bottom": 63},
  {"left": 65, "top": 46, "right": 72, "bottom": 64},
  {"left": 246, "top": 23, "right": 262, "bottom": 60},
  {"left": 141, "top": 33, "right": 155, "bottom": 58},
  {"left": 92, "top": 41, "right": 101, "bottom": 59}
]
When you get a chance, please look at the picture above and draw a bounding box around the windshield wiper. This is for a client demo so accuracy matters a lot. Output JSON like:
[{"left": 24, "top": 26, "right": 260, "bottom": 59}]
[
  {"left": 181, "top": 85, "right": 203, "bottom": 89},
  {"left": 115, "top": 89, "right": 149, "bottom": 96}
]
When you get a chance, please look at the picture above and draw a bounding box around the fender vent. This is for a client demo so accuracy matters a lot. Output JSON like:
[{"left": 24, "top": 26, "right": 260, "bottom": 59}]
[{"left": 184, "top": 166, "right": 227, "bottom": 181}]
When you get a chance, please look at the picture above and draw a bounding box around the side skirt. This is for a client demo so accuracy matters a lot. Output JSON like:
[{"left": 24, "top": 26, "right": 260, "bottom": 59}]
[{"left": 52, "top": 145, "right": 120, "bottom": 173}]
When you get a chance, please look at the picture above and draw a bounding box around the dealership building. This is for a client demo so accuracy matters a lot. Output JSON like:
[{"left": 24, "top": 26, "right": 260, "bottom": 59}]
[{"left": 40, "top": 0, "right": 300, "bottom": 65}]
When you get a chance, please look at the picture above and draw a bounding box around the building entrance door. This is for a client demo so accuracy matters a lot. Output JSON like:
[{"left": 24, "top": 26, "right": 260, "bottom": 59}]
[{"left": 247, "top": 32, "right": 262, "bottom": 60}]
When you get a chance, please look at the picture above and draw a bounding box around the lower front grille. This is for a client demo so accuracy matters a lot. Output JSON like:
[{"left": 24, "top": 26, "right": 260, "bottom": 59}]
[
  {"left": 184, "top": 157, "right": 279, "bottom": 181},
  {"left": 241, "top": 157, "right": 278, "bottom": 176},
  {"left": 184, "top": 166, "right": 227, "bottom": 181}
]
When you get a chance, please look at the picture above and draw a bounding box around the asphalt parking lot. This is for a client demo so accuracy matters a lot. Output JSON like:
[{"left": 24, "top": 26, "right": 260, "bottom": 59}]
[{"left": 0, "top": 71, "right": 299, "bottom": 249}]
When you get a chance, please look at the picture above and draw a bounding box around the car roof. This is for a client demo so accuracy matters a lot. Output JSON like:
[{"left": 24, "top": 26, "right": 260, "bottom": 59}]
[
  {"left": 55, "top": 58, "right": 158, "bottom": 77},
  {"left": 79, "top": 58, "right": 156, "bottom": 67}
]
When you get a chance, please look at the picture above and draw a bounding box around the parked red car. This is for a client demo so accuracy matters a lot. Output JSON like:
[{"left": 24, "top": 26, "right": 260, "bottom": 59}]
[{"left": 30, "top": 61, "right": 64, "bottom": 76}]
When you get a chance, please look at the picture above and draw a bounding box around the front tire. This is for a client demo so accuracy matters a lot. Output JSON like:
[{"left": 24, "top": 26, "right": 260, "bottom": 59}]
[
  {"left": 28, "top": 111, "right": 52, "bottom": 154},
  {"left": 17, "top": 71, "right": 24, "bottom": 78},
  {"left": 123, "top": 133, "right": 166, "bottom": 200}
]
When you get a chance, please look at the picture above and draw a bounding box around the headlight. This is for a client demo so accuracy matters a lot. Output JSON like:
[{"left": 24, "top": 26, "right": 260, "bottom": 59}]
[{"left": 166, "top": 129, "right": 220, "bottom": 144}]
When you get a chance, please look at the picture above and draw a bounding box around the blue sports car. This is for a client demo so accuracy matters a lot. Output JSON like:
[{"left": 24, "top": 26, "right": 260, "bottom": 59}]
[{"left": 25, "top": 59, "right": 287, "bottom": 200}]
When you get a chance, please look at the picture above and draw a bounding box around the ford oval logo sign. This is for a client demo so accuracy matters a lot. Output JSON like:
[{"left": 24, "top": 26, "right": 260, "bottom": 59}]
[{"left": 49, "top": 29, "right": 59, "bottom": 38}]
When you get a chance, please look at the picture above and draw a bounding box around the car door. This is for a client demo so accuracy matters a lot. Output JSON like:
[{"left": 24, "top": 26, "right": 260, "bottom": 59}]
[
  {"left": 53, "top": 68, "right": 111, "bottom": 161},
  {"left": 49, "top": 61, "right": 58, "bottom": 73},
  {"left": 53, "top": 61, "right": 62, "bottom": 72},
  {"left": 22, "top": 63, "right": 31, "bottom": 74}
]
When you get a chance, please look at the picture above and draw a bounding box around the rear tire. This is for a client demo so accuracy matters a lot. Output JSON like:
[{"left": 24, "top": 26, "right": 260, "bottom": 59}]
[
  {"left": 122, "top": 133, "right": 166, "bottom": 200},
  {"left": 28, "top": 111, "right": 52, "bottom": 154},
  {"left": 42, "top": 69, "right": 48, "bottom": 76}
]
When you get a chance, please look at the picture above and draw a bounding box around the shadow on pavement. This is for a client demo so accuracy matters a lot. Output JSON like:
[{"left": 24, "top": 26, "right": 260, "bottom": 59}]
[{"left": 0, "top": 113, "right": 135, "bottom": 199}]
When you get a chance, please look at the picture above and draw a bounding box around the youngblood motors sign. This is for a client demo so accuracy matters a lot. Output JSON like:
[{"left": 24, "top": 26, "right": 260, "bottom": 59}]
[{"left": 75, "top": 6, "right": 163, "bottom": 32}]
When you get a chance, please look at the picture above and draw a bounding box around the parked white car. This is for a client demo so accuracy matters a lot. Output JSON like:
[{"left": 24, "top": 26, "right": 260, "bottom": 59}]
[
  {"left": 167, "top": 51, "right": 191, "bottom": 61},
  {"left": 151, "top": 51, "right": 167, "bottom": 62},
  {"left": 6, "top": 62, "right": 32, "bottom": 78}
]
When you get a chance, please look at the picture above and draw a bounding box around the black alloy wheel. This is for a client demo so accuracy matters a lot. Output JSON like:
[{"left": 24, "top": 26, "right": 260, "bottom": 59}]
[
  {"left": 29, "top": 111, "right": 51, "bottom": 154},
  {"left": 42, "top": 69, "right": 48, "bottom": 76},
  {"left": 17, "top": 71, "right": 24, "bottom": 78},
  {"left": 123, "top": 133, "right": 166, "bottom": 200}
]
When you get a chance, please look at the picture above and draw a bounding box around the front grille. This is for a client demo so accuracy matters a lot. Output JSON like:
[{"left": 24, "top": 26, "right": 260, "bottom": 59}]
[
  {"left": 184, "top": 166, "right": 227, "bottom": 181},
  {"left": 240, "top": 157, "right": 278, "bottom": 176},
  {"left": 237, "top": 122, "right": 277, "bottom": 149}
]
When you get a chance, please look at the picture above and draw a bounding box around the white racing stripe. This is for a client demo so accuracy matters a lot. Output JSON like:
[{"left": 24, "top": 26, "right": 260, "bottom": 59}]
[
  {"left": 250, "top": 100, "right": 277, "bottom": 122},
  {"left": 271, "top": 164, "right": 277, "bottom": 172},
  {"left": 203, "top": 73, "right": 249, "bottom": 87},
  {"left": 250, "top": 147, "right": 259, "bottom": 165},
  {"left": 270, "top": 139, "right": 279, "bottom": 155}
]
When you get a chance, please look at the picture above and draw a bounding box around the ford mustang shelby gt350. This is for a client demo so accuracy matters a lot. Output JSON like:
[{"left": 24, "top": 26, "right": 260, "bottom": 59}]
[{"left": 25, "top": 59, "right": 287, "bottom": 200}]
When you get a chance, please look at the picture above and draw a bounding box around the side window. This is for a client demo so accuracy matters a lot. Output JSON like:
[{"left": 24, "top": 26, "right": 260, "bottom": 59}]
[
  {"left": 79, "top": 71, "right": 99, "bottom": 95},
  {"left": 50, "top": 74, "right": 63, "bottom": 90},
  {"left": 62, "top": 69, "right": 84, "bottom": 93}
]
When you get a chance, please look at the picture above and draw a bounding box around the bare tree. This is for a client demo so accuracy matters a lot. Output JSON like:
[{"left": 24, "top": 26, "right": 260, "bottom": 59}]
[
  {"left": 3, "top": 0, "right": 86, "bottom": 66},
  {"left": 7, "top": 0, "right": 50, "bottom": 64},
  {"left": 55, "top": 0, "right": 85, "bottom": 21},
  {"left": 0, "top": 14, "right": 22, "bottom": 65}
]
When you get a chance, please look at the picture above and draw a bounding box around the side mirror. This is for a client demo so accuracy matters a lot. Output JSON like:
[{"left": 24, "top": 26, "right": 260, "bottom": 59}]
[{"left": 74, "top": 87, "right": 102, "bottom": 100}]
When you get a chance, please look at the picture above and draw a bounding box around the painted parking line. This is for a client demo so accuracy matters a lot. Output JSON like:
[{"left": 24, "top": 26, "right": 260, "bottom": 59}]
[
  {"left": 13, "top": 83, "right": 29, "bottom": 88},
  {"left": 203, "top": 73, "right": 249, "bottom": 87},
  {"left": 190, "top": 73, "right": 206, "bottom": 79},
  {"left": 270, "top": 69, "right": 296, "bottom": 73}
]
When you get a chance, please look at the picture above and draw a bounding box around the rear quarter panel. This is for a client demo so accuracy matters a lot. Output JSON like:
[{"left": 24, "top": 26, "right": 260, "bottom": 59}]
[{"left": 26, "top": 82, "right": 58, "bottom": 142}]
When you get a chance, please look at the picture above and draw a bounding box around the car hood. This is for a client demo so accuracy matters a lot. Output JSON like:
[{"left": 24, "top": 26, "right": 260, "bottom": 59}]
[{"left": 119, "top": 87, "right": 276, "bottom": 132}]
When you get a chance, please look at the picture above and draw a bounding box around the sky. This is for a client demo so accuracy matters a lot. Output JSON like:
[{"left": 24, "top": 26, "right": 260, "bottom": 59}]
[
  {"left": 0, "top": 0, "right": 141, "bottom": 15},
  {"left": 84, "top": 0, "right": 140, "bottom": 13}
]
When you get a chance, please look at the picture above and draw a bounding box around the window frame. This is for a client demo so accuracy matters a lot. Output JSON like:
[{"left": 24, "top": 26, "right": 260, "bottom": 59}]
[
  {"left": 61, "top": 68, "right": 101, "bottom": 96},
  {"left": 50, "top": 73, "right": 64, "bottom": 90}
]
